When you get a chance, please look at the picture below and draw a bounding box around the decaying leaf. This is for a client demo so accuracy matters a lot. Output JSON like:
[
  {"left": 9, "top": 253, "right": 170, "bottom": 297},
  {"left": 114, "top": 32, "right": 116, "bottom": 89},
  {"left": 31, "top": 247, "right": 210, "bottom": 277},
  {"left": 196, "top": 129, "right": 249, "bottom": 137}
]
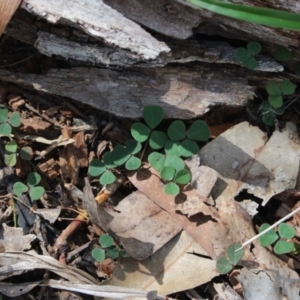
[
  {"left": 106, "top": 231, "right": 218, "bottom": 296},
  {"left": 0, "top": 281, "right": 41, "bottom": 297},
  {"left": 0, "top": 224, "right": 36, "bottom": 251},
  {"left": 83, "top": 178, "right": 182, "bottom": 260},
  {"left": 33, "top": 207, "right": 61, "bottom": 224}
]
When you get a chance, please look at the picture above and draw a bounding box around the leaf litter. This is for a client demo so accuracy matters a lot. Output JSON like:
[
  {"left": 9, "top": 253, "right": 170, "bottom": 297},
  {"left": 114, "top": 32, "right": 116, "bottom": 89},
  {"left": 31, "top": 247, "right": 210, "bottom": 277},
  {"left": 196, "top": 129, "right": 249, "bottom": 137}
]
[{"left": 0, "top": 86, "right": 300, "bottom": 300}]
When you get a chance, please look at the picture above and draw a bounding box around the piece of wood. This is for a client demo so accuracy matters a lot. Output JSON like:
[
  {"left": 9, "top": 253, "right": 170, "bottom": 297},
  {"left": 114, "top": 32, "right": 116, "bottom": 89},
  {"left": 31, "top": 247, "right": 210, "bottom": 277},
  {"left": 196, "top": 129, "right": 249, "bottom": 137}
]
[
  {"left": 21, "top": 0, "right": 170, "bottom": 59},
  {"left": 0, "top": 0, "right": 20, "bottom": 36},
  {"left": 0, "top": 66, "right": 256, "bottom": 119}
]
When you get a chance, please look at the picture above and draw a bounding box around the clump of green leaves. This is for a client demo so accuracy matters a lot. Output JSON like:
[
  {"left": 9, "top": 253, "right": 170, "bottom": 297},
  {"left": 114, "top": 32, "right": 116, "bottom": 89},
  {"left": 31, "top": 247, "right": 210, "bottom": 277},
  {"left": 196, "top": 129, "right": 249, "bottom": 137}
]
[
  {"left": 4, "top": 141, "right": 33, "bottom": 166},
  {"left": 266, "top": 80, "right": 295, "bottom": 108},
  {"left": 216, "top": 243, "right": 244, "bottom": 274},
  {"left": 89, "top": 105, "right": 210, "bottom": 195},
  {"left": 91, "top": 233, "right": 128, "bottom": 262},
  {"left": 259, "top": 223, "right": 296, "bottom": 255},
  {"left": 260, "top": 79, "right": 296, "bottom": 126},
  {"left": 132, "top": 106, "right": 210, "bottom": 195},
  {"left": 0, "top": 106, "right": 21, "bottom": 136},
  {"left": 235, "top": 42, "right": 261, "bottom": 69},
  {"left": 13, "top": 172, "right": 45, "bottom": 201}
]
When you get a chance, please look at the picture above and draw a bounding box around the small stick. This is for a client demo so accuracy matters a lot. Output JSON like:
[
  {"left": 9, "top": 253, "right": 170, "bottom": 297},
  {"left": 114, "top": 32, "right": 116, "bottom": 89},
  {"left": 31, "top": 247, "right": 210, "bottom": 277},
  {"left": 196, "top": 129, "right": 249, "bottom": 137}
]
[{"left": 236, "top": 205, "right": 300, "bottom": 252}]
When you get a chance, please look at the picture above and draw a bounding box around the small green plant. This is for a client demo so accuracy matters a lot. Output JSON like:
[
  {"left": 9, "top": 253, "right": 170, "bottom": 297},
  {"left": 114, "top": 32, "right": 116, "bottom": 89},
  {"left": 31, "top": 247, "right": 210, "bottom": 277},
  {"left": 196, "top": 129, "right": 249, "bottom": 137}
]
[
  {"left": 273, "top": 46, "right": 292, "bottom": 62},
  {"left": 0, "top": 106, "right": 21, "bottom": 136},
  {"left": 132, "top": 106, "right": 210, "bottom": 195},
  {"left": 216, "top": 243, "right": 244, "bottom": 274},
  {"left": 4, "top": 141, "right": 33, "bottom": 166},
  {"left": 13, "top": 172, "right": 45, "bottom": 201},
  {"left": 88, "top": 105, "right": 210, "bottom": 196},
  {"left": 91, "top": 233, "right": 128, "bottom": 262},
  {"left": 266, "top": 80, "right": 295, "bottom": 108},
  {"left": 235, "top": 42, "right": 261, "bottom": 69},
  {"left": 260, "top": 79, "right": 296, "bottom": 126},
  {"left": 259, "top": 223, "right": 296, "bottom": 255}
]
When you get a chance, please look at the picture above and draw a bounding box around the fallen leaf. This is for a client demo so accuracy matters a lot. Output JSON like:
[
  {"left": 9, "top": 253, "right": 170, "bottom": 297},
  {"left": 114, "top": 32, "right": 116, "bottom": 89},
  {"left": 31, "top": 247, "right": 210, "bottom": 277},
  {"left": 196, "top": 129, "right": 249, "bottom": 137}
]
[
  {"left": 83, "top": 179, "right": 182, "bottom": 260},
  {"left": 33, "top": 207, "right": 61, "bottom": 224},
  {"left": 0, "top": 281, "right": 41, "bottom": 297},
  {"left": 0, "top": 224, "right": 36, "bottom": 251},
  {"left": 106, "top": 231, "right": 218, "bottom": 296}
]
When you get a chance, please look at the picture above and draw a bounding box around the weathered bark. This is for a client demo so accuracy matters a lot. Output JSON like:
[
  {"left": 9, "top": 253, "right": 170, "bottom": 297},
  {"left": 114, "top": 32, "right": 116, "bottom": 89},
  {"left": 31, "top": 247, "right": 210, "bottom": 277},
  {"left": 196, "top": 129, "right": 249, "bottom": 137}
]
[{"left": 0, "top": 66, "right": 257, "bottom": 119}]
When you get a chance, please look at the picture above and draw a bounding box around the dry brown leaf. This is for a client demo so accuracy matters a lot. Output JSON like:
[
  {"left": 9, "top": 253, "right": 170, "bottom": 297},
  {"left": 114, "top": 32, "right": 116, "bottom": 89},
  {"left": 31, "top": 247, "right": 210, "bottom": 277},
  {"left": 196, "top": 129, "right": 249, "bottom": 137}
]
[
  {"left": 0, "top": 224, "right": 36, "bottom": 251},
  {"left": 33, "top": 207, "right": 61, "bottom": 224},
  {"left": 83, "top": 179, "right": 182, "bottom": 260},
  {"left": 74, "top": 131, "right": 88, "bottom": 167},
  {"left": 106, "top": 231, "right": 218, "bottom": 296}
]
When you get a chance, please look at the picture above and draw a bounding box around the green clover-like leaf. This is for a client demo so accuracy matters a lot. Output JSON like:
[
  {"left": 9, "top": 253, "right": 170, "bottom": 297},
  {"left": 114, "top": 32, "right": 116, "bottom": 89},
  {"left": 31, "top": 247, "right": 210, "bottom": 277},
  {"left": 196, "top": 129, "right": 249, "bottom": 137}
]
[
  {"left": 103, "top": 151, "right": 117, "bottom": 169},
  {"left": 99, "top": 170, "right": 116, "bottom": 185},
  {"left": 13, "top": 182, "right": 28, "bottom": 196},
  {"left": 259, "top": 223, "right": 278, "bottom": 247},
  {"left": 164, "top": 140, "right": 181, "bottom": 156},
  {"left": 142, "top": 105, "right": 164, "bottom": 129},
  {"left": 281, "top": 80, "right": 295, "bottom": 95},
  {"left": 216, "top": 256, "right": 233, "bottom": 274},
  {"left": 91, "top": 248, "right": 105, "bottom": 262},
  {"left": 125, "top": 139, "right": 142, "bottom": 154},
  {"left": 148, "top": 152, "right": 166, "bottom": 172},
  {"left": 27, "top": 172, "right": 41, "bottom": 187},
  {"left": 105, "top": 245, "right": 120, "bottom": 260},
  {"left": 226, "top": 243, "right": 244, "bottom": 265},
  {"left": 167, "top": 120, "right": 186, "bottom": 141},
  {"left": 19, "top": 146, "right": 33, "bottom": 161},
  {"left": 247, "top": 42, "right": 261, "bottom": 56},
  {"left": 131, "top": 122, "right": 151, "bottom": 142},
  {"left": 178, "top": 139, "right": 199, "bottom": 157},
  {"left": 174, "top": 169, "right": 191, "bottom": 185},
  {"left": 278, "top": 223, "right": 296, "bottom": 239},
  {"left": 268, "top": 95, "right": 283, "bottom": 108},
  {"left": 29, "top": 186, "right": 45, "bottom": 201},
  {"left": 160, "top": 166, "right": 176, "bottom": 181},
  {"left": 88, "top": 159, "right": 106, "bottom": 177},
  {"left": 273, "top": 46, "right": 292, "bottom": 62},
  {"left": 99, "top": 234, "right": 114, "bottom": 248},
  {"left": 187, "top": 120, "right": 210, "bottom": 141},
  {"left": 274, "top": 240, "right": 294, "bottom": 255},
  {"left": 165, "top": 155, "right": 185, "bottom": 172},
  {"left": 5, "top": 141, "right": 17, "bottom": 153},
  {"left": 9, "top": 112, "right": 21, "bottom": 127},
  {"left": 0, "top": 108, "right": 8, "bottom": 123},
  {"left": 149, "top": 131, "right": 168, "bottom": 149},
  {"left": 5, "top": 153, "right": 16, "bottom": 166},
  {"left": 164, "top": 182, "right": 180, "bottom": 195},
  {"left": 112, "top": 145, "right": 130, "bottom": 166},
  {"left": 0, "top": 123, "right": 12, "bottom": 136},
  {"left": 266, "top": 81, "right": 281, "bottom": 96},
  {"left": 125, "top": 156, "right": 141, "bottom": 171}
]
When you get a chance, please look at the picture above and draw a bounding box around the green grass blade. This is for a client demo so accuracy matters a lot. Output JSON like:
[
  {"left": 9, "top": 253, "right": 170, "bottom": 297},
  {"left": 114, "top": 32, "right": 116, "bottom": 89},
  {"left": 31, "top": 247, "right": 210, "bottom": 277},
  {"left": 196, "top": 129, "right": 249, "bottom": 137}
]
[{"left": 187, "top": 0, "right": 300, "bottom": 31}]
